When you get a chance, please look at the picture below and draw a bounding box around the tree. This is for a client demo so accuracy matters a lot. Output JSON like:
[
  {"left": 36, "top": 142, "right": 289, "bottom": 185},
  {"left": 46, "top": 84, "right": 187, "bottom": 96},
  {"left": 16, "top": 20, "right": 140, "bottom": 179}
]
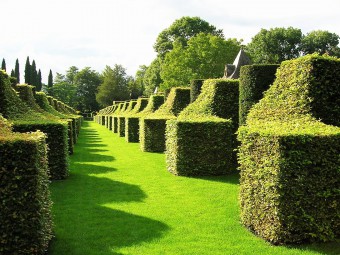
[
  {"left": 36, "top": 69, "right": 42, "bottom": 91},
  {"left": 30, "top": 60, "right": 37, "bottom": 86},
  {"left": 143, "top": 57, "right": 163, "bottom": 96},
  {"left": 48, "top": 69, "right": 53, "bottom": 88},
  {"left": 96, "top": 65, "right": 130, "bottom": 107},
  {"left": 74, "top": 67, "right": 101, "bottom": 112},
  {"left": 154, "top": 16, "right": 224, "bottom": 58},
  {"left": 1, "top": 58, "right": 6, "bottom": 71},
  {"left": 24, "top": 56, "right": 31, "bottom": 84},
  {"left": 15, "top": 58, "right": 20, "bottom": 83},
  {"left": 65, "top": 66, "right": 79, "bottom": 84},
  {"left": 300, "top": 30, "right": 340, "bottom": 56},
  {"left": 246, "top": 27, "right": 302, "bottom": 64},
  {"left": 49, "top": 82, "right": 77, "bottom": 106},
  {"left": 161, "top": 33, "right": 241, "bottom": 89},
  {"left": 10, "top": 69, "right": 15, "bottom": 77}
]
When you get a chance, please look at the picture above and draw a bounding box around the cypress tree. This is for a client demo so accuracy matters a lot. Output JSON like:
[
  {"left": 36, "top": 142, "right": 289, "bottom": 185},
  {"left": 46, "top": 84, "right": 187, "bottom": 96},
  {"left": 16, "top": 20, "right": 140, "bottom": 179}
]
[
  {"left": 37, "top": 69, "right": 42, "bottom": 91},
  {"left": 1, "top": 58, "right": 6, "bottom": 71},
  {"left": 48, "top": 69, "right": 53, "bottom": 88},
  {"left": 10, "top": 69, "right": 15, "bottom": 77},
  {"left": 15, "top": 58, "right": 20, "bottom": 83},
  {"left": 24, "top": 56, "right": 31, "bottom": 84},
  {"left": 31, "top": 60, "right": 37, "bottom": 86}
]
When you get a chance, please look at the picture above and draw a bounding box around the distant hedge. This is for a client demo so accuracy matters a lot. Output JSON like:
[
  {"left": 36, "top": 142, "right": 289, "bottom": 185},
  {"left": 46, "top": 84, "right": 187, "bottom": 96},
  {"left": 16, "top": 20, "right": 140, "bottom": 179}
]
[
  {"left": 0, "top": 71, "right": 69, "bottom": 179},
  {"left": 140, "top": 88, "right": 190, "bottom": 152},
  {"left": 239, "top": 64, "right": 279, "bottom": 125},
  {"left": 118, "top": 100, "right": 137, "bottom": 137},
  {"left": 0, "top": 116, "right": 53, "bottom": 254},
  {"left": 166, "top": 79, "right": 239, "bottom": 176},
  {"left": 113, "top": 102, "right": 128, "bottom": 133},
  {"left": 190, "top": 79, "right": 205, "bottom": 102},
  {"left": 125, "top": 97, "right": 149, "bottom": 142},
  {"left": 238, "top": 54, "right": 340, "bottom": 244}
]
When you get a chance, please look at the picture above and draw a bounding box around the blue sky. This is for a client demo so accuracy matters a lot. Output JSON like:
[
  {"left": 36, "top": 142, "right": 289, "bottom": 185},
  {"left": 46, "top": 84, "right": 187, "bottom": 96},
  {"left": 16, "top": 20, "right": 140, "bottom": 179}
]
[{"left": 1, "top": 0, "right": 340, "bottom": 83}]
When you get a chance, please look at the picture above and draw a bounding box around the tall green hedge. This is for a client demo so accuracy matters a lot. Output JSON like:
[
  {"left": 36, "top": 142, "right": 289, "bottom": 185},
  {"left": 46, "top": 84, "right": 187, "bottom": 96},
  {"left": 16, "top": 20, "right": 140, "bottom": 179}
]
[
  {"left": 166, "top": 79, "right": 239, "bottom": 176},
  {"left": 140, "top": 88, "right": 190, "bottom": 152},
  {"left": 239, "top": 64, "right": 279, "bottom": 125},
  {"left": 0, "top": 71, "right": 69, "bottom": 179},
  {"left": 238, "top": 54, "right": 340, "bottom": 244},
  {"left": 124, "top": 97, "right": 149, "bottom": 142},
  {"left": 0, "top": 116, "right": 53, "bottom": 254},
  {"left": 113, "top": 102, "right": 128, "bottom": 133}
]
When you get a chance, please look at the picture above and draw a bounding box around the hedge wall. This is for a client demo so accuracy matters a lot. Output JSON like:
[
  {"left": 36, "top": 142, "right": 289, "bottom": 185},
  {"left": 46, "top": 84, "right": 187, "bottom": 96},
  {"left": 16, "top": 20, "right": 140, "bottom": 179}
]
[
  {"left": 113, "top": 102, "right": 128, "bottom": 133},
  {"left": 0, "top": 116, "right": 53, "bottom": 254},
  {"left": 118, "top": 100, "right": 137, "bottom": 137},
  {"left": 190, "top": 79, "right": 205, "bottom": 102},
  {"left": 165, "top": 79, "right": 239, "bottom": 176},
  {"left": 239, "top": 64, "right": 279, "bottom": 125},
  {"left": 124, "top": 97, "right": 149, "bottom": 142},
  {"left": 0, "top": 71, "right": 69, "bottom": 179},
  {"left": 238, "top": 54, "right": 340, "bottom": 244},
  {"left": 140, "top": 88, "right": 190, "bottom": 152}
]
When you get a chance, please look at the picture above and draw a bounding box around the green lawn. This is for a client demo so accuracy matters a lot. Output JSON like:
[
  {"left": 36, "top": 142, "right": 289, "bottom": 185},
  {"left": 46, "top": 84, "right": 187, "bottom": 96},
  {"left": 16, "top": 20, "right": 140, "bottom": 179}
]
[{"left": 48, "top": 121, "right": 339, "bottom": 255}]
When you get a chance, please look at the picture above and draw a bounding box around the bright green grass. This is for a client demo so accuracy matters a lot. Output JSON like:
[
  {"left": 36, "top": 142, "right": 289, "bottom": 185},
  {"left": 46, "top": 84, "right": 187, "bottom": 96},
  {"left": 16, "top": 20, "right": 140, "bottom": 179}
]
[{"left": 48, "top": 121, "right": 339, "bottom": 255}]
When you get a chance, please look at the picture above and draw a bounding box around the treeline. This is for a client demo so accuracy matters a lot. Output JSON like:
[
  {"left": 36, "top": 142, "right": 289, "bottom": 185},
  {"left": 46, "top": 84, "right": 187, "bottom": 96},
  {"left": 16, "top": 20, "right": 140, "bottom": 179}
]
[{"left": 2, "top": 16, "right": 339, "bottom": 113}]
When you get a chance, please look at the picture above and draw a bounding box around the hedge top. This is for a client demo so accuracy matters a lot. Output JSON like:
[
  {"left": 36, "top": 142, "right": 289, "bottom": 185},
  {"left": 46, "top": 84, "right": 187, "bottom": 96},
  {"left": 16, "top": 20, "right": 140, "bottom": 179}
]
[
  {"left": 35, "top": 92, "right": 69, "bottom": 119},
  {"left": 146, "top": 87, "right": 191, "bottom": 119},
  {"left": 125, "top": 97, "right": 149, "bottom": 116},
  {"left": 243, "top": 54, "right": 340, "bottom": 136},
  {"left": 178, "top": 79, "right": 239, "bottom": 124},
  {"left": 134, "top": 95, "right": 165, "bottom": 117},
  {"left": 119, "top": 100, "right": 137, "bottom": 116}
]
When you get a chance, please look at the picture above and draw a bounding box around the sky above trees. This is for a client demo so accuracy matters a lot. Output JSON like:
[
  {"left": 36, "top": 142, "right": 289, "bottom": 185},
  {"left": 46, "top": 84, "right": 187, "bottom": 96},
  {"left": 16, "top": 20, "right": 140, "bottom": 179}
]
[{"left": 1, "top": 0, "right": 340, "bottom": 82}]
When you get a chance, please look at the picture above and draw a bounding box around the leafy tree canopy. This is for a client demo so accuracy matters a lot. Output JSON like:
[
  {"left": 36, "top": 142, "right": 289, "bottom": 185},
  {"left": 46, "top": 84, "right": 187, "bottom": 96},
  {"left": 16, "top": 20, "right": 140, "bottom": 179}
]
[
  {"left": 154, "top": 16, "right": 224, "bottom": 58},
  {"left": 160, "top": 33, "right": 241, "bottom": 89},
  {"left": 143, "top": 57, "right": 163, "bottom": 96},
  {"left": 300, "top": 30, "right": 340, "bottom": 56}
]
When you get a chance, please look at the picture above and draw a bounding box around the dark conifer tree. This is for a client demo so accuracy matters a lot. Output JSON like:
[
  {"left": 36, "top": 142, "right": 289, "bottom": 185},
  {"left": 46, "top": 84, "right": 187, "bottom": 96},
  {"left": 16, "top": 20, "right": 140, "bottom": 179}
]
[
  {"left": 15, "top": 58, "right": 20, "bottom": 83},
  {"left": 48, "top": 69, "right": 53, "bottom": 88},
  {"left": 37, "top": 69, "right": 42, "bottom": 91},
  {"left": 31, "top": 60, "right": 37, "bottom": 86},
  {"left": 24, "top": 56, "right": 31, "bottom": 84},
  {"left": 10, "top": 69, "right": 15, "bottom": 77},
  {"left": 1, "top": 58, "right": 6, "bottom": 71}
]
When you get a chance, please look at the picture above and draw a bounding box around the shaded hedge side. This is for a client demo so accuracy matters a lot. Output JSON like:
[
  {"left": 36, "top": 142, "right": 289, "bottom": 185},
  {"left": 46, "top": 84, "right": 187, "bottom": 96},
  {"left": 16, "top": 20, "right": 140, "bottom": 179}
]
[
  {"left": 118, "top": 100, "right": 137, "bottom": 137},
  {"left": 125, "top": 98, "right": 149, "bottom": 142},
  {"left": 238, "top": 54, "right": 340, "bottom": 244},
  {"left": 239, "top": 64, "right": 279, "bottom": 125},
  {"left": 190, "top": 79, "right": 205, "bottom": 102},
  {"left": 140, "top": 88, "right": 190, "bottom": 152},
  {"left": 0, "top": 123, "right": 52, "bottom": 254},
  {"left": 166, "top": 79, "right": 239, "bottom": 176}
]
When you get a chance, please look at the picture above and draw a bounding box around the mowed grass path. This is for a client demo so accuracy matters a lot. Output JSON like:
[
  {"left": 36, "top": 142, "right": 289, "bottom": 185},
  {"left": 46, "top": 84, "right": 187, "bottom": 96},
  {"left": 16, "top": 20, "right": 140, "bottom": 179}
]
[{"left": 49, "top": 121, "right": 339, "bottom": 255}]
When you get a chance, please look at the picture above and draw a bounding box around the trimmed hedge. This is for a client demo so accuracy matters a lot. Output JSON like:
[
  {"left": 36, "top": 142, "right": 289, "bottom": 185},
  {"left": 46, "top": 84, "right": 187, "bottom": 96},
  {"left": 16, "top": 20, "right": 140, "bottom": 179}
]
[
  {"left": 0, "top": 116, "right": 53, "bottom": 254},
  {"left": 165, "top": 79, "right": 239, "bottom": 176},
  {"left": 118, "top": 100, "right": 137, "bottom": 137},
  {"left": 190, "top": 79, "right": 205, "bottom": 102},
  {"left": 0, "top": 71, "right": 69, "bottom": 179},
  {"left": 239, "top": 64, "right": 279, "bottom": 125},
  {"left": 124, "top": 97, "right": 149, "bottom": 142},
  {"left": 140, "top": 88, "right": 190, "bottom": 152},
  {"left": 238, "top": 54, "right": 340, "bottom": 244},
  {"left": 113, "top": 102, "right": 128, "bottom": 133}
]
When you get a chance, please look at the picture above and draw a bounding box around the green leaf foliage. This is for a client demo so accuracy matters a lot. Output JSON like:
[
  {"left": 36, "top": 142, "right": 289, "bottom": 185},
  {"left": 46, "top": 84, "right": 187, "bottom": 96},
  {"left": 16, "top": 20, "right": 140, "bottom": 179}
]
[
  {"left": 190, "top": 79, "right": 205, "bottom": 102},
  {"left": 239, "top": 64, "right": 279, "bottom": 125},
  {"left": 0, "top": 70, "right": 70, "bottom": 179},
  {"left": 238, "top": 54, "right": 340, "bottom": 244},
  {"left": 0, "top": 128, "right": 52, "bottom": 254},
  {"left": 125, "top": 98, "right": 149, "bottom": 142},
  {"left": 166, "top": 79, "right": 239, "bottom": 176},
  {"left": 118, "top": 100, "right": 137, "bottom": 137},
  {"left": 140, "top": 88, "right": 190, "bottom": 152}
]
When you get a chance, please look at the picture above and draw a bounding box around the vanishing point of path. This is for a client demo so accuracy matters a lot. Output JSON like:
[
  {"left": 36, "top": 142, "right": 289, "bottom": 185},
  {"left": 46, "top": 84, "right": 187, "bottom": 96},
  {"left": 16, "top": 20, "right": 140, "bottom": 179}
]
[{"left": 48, "top": 121, "right": 339, "bottom": 255}]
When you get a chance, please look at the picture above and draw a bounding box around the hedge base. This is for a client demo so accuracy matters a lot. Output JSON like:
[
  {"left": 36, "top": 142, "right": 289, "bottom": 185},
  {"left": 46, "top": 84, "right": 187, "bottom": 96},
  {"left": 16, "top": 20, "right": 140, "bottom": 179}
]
[
  {"left": 238, "top": 130, "right": 340, "bottom": 244},
  {"left": 166, "top": 119, "right": 234, "bottom": 176},
  {"left": 125, "top": 117, "right": 140, "bottom": 142}
]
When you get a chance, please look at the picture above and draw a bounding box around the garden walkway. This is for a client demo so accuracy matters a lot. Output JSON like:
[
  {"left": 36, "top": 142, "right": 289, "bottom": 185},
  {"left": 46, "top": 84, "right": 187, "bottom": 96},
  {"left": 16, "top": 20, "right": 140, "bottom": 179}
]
[{"left": 48, "top": 121, "right": 339, "bottom": 255}]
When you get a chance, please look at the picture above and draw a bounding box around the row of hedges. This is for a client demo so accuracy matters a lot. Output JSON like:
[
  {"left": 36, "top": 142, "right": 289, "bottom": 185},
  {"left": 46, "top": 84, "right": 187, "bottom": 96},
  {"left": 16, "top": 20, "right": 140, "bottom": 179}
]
[
  {"left": 140, "top": 88, "right": 191, "bottom": 152},
  {"left": 118, "top": 100, "right": 137, "bottom": 137},
  {"left": 166, "top": 79, "right": 239, "bottom": 176},
  {"left": 0, "top": 115, "right": 53, "bottom": 254},
  {"left": 0, "top": 71, "right": 70, "bottom": 179},
  {"left": 238, "top": 54, "right": 340, "bottom": 244}
]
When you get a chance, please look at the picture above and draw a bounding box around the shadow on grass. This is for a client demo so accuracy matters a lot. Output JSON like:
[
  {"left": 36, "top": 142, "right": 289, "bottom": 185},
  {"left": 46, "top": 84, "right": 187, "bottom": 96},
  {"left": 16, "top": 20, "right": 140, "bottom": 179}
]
[
  {"left": 72, "top": 163, "right": 117, "bottom": 175},
  {"left": 50, "top": 170, "right": 169, "bottom": 255},
  {"left": 189, "top": 172, "right": 240, "bottom": 185},
  {"left": 289, "top": 241, "right": 340, "bottom": 255}
]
